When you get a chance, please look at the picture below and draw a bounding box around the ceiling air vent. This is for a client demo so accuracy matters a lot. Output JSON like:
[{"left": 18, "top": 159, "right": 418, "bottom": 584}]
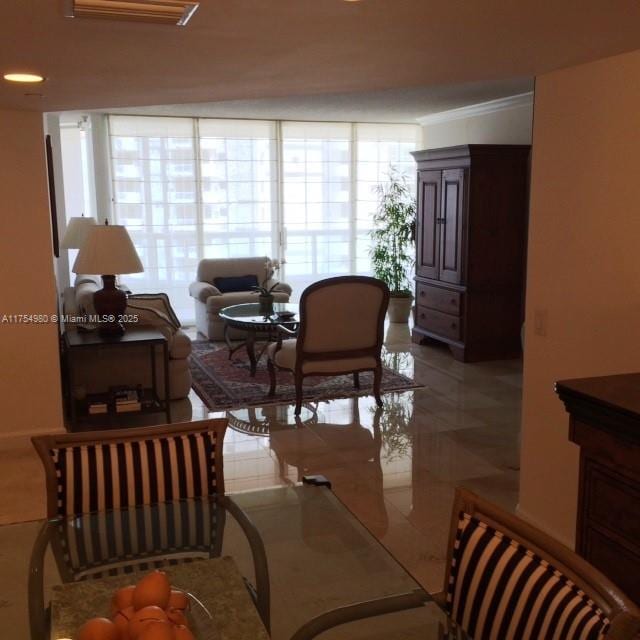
[{"left": 65, "top": 0, "right": 200, "bottom": 26}]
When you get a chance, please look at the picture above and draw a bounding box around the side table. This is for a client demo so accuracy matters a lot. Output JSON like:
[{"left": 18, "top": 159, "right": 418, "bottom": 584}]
[{"left": 64, "top": 327, "right": 171, "bottom": 430}]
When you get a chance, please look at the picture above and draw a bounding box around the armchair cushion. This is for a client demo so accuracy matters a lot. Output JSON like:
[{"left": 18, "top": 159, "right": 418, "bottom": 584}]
[
  {"left": 267, "top": 339, "right": 377, "bottom": 375},
  {"left": 213, "top": 274, "right": 259, "bottom": 293},
  {"left": 189, "top": 281, "right": 221, "bottom": 302},
  {"left": 206, "top": 290, "right": 289, "bottom": 312}
]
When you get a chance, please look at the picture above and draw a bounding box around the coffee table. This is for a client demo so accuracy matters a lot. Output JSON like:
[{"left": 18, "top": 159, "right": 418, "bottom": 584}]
[{"left": 219, "top": 302, "right": 299, "bottom": 376}]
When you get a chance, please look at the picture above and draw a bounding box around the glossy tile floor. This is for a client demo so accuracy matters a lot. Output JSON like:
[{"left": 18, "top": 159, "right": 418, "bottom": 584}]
[{"left": 0, "top": 323, "right": 522, "bottom": 637}]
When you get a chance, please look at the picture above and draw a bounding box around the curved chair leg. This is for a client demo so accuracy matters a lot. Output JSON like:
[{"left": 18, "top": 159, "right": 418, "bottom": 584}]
[
  {"left": 294, "top": 374, "right": 303, "bottom": 415},
  {"left": 373, "top": 365, "right": 383, "bottom": 408},
  {"left": 353, "top": 372, "right": 360, "bottom": 389},
  {"left": 267, "top": 358, "right": 277, "bottom": 397}
]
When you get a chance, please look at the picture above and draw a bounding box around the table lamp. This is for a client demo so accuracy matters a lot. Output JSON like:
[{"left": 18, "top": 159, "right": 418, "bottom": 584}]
[
  {"left": 60, "top": 214, "right": 96, "bottom": 250},
  {"left": 72, "top": 220, "right": 143, "bottom": 335}
]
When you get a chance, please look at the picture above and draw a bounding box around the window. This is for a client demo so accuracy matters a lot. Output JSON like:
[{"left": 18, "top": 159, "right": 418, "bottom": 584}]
[
  {"left": 282, "top": 122, "right": 353, "bottom": 295},
  {"left": 109, "top": 116, "right": 420, "bottom": 322}
]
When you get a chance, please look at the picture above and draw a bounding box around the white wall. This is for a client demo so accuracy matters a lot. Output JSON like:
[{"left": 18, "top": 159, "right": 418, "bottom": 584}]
[
  {"left": 519, "top": 49, "right": 640, "bottom": 546},
  {"left": 420, "top": 99, "right": 533, "bottom": 149},
  {"left": 0, "top": 110, "right": 64, "bottom": 438}
]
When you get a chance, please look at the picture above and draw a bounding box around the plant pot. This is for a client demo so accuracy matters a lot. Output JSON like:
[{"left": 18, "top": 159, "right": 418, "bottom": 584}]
[
  {"left": 259, "top": 294, "right": 275, "bottom": 315},
  {"left": 387, "top": 294, "right": 413, "bottom": 323}
]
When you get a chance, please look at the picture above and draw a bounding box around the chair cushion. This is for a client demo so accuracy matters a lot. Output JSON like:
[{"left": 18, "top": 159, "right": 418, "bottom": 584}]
[
  {"left": 213, "top": 275, "right": 259, "bottom": 293},
  {"left": 267, "top": 339, "right": 377, "bottom": 375},
  {"left": 447, "top": 512, "right": 611, "bottom": 640},
  {"left": 50, "top": 431, "right": 221, "bottom": 516},
  {"left": 206, "top": 290, "right": 289, "bottom": 312}
]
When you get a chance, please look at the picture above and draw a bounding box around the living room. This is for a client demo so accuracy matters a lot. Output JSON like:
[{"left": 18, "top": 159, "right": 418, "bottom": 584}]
[{"left": 1, "top": 2, "right": 640, "bottom": 640}]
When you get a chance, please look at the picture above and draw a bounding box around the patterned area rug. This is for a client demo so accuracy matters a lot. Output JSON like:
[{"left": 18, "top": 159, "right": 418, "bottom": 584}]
[{"left": 189, "top": 340, "right": 422, "bottom": 411}]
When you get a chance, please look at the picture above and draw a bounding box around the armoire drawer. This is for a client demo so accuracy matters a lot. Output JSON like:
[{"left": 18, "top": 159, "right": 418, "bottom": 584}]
[
  {"left": 416, "top": 283, "right": 462, "bottom": 315},
  {"left": 416, "top": 306, "right": 462, "bottom": 341}
]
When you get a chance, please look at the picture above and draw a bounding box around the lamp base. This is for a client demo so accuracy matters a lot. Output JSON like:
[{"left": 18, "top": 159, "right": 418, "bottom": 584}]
[{"left": 93, "top": 275, "right": 127, "bottom": 335}]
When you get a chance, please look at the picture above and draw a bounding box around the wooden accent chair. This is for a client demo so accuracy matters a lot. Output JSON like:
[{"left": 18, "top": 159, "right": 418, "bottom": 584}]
[
  {"left": 266, "top": 276, "right": 390, "bottom": 415},
  {"left": 29, "top": 420, "right": 270, "bottom": 638},
  {"left": 437, "top": 488, "right": 640, "bottom": 640}
]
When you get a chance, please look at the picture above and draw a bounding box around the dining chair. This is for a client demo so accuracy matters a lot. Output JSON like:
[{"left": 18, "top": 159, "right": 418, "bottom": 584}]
[
  {"left": 435, "top": 487, "right": 640, "bottom": 640},
  {"left": 29, "top": 419, "right": 270, "bottom": 638},
  {"left": 266, "top": 275, "right": 390, "bottom": 415}
]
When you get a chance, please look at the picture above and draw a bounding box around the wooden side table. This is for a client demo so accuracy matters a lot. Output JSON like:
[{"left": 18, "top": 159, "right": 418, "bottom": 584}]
[{"left": 64, "top": 327, "right": 171, "bottom": 430}]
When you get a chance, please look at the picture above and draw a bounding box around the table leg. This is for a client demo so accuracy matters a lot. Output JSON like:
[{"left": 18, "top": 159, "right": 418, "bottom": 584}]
[
  {"left": 67, "top": 346, "right": 77, "bottom": 431},
  {"left": 150, "top": 343, "right": 157, "bottom": 396},
  {"left": 163, "top": 341, "right": 171, "bottom": 423},
  {"left": 224, "top": 324, "right": 233, "bottom": 359},
  {"left": 246, "top": 330, "right": 258, "bottom": 376}
]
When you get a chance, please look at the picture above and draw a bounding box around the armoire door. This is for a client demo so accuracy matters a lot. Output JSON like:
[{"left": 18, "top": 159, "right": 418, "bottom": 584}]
[
  {"left": 439, "top": 168, "right": 465, "bottom": 285},
  {"left": 416, "top": 170, "right": 440, "bottom": 280}
]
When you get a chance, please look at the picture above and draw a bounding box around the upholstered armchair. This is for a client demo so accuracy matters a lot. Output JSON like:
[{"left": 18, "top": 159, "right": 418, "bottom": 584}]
[
  {"left": 266, "top": 276, "right": 389, "bottom": 414},
  {"left": 189, "top": 257, "right": 292, "bottom": 340}
]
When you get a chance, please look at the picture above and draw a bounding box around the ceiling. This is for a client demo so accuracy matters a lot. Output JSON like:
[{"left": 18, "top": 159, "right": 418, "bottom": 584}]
[
  {"left": 104, "top": 78, "right": 533, "bottom": 123},
  {"left": 1, "top": 1, "right": 640, "bottom": 113}
]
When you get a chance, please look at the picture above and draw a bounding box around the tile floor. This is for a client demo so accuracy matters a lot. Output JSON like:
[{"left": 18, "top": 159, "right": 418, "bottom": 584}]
[{"left": 0, "top": 322, "right": 522, "bottom": 637}]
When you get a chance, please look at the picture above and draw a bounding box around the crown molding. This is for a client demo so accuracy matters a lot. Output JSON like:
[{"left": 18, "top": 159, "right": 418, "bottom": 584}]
[{"left": 417, "top": 92, "right": 533, "bottom": 126}]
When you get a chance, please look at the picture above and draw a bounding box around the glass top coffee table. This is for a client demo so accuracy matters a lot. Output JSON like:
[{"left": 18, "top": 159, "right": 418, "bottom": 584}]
[{"left": 219, "top": 302, "right": 300, "bottom": 376}]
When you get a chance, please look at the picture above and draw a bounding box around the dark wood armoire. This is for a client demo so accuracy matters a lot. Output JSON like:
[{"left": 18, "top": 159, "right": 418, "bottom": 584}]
[{"left": 411, "top": 144, "right": 530, "bottom": 362}]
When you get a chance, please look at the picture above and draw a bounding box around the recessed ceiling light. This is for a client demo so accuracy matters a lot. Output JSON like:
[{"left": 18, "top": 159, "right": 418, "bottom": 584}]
[
  {"left": 3, "top": 73, "right": 45, "bottom": 83},
  {"left": 66, "top": 0, "right": 199, "bottom": 26}
]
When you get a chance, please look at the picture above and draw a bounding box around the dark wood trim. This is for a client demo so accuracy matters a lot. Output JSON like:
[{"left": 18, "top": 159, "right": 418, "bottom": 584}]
[
  {"left": 45, "top": 135, "right": 60, "bottom": 259},
  {"left": 412, "top": 143, "right": 531, "bottom": 164},
  {"left": 556, "top": 375, "right": 640, "bottom": 446}
]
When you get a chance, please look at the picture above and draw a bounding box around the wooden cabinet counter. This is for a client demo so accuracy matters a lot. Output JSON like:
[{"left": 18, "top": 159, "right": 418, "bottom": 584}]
[{"left": 556, "top": 373, "right": 640, "bottom": 603}]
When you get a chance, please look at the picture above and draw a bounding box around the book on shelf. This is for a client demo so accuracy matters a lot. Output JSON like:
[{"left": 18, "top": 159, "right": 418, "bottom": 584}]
[
  {"left": 116, "top": 402, "right": 141, "bottom": 413},
  {"left": 113, "top": 387, "right": 142, "bottom": 412},
  {"left": 88, "top": 402, "right": 108, "bottom": 415}
]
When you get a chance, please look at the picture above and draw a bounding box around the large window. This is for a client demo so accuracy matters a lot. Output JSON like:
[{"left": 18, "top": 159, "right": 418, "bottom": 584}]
[{"left": 109, "top": 116, "right": 420, "bottom": 321}]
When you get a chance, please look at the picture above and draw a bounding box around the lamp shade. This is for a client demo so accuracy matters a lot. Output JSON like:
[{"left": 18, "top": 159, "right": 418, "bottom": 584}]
[
  {"left": 72, "top": 223, "right": 143, "bottom": 275},
  {"left": 60, "top": 216, "right": 96, "bottom": 249}
]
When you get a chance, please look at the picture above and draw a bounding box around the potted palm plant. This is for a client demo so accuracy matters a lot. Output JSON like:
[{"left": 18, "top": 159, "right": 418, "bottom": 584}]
[{"left": 370, "top": 170, "right": 416, "bottom": 323}]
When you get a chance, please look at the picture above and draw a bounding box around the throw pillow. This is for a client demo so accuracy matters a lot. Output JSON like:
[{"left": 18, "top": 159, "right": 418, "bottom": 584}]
[
  {"left": 213, "top": 275, "right": 259, "bottom": 293},
  {"left": 127, "top": 293, "right": 181, "bottom": 330}
]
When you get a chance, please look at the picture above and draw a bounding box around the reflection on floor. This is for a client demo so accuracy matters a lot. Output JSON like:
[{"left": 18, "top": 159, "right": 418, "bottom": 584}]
[{"left": 0, "top": 322, "right": 522, "bottom": 631}]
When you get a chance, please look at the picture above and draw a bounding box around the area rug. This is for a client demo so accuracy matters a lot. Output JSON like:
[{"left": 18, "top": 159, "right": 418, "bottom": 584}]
[{"left": 189, "top": 341, "right": 422, "bottom": 411}]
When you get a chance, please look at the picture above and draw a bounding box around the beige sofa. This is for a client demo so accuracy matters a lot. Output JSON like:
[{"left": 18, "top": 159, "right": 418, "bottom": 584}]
[
  {"left": 63, "top": 276, "right": 192, "bottom": 400},
  {"left": 189, "top": 257, "right": 292, "bottom": 340}
]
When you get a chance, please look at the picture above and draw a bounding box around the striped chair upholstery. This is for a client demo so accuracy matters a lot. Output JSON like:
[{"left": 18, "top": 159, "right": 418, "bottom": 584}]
[
  {"left": 53, "top": 498, "right": 222, "bottom": 581},
  {"left": 50, "top": 431, "right": 219, "bottom": 517},
  {"left": 447, "top": 513, "right": 611, "bottom": 640},
  {"left": 33, "top": 421, "right": 226, "bottom": 582}
]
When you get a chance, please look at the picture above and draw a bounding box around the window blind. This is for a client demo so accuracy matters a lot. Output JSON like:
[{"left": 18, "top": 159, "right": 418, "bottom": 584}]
[{"left": 108, "top": 116, "right": 420, "bottom": 321}]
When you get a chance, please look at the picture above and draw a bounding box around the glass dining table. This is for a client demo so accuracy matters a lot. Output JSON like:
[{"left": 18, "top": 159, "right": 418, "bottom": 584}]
[{"left": 25, "top": 481, "right": 467, "bottom": 640}]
